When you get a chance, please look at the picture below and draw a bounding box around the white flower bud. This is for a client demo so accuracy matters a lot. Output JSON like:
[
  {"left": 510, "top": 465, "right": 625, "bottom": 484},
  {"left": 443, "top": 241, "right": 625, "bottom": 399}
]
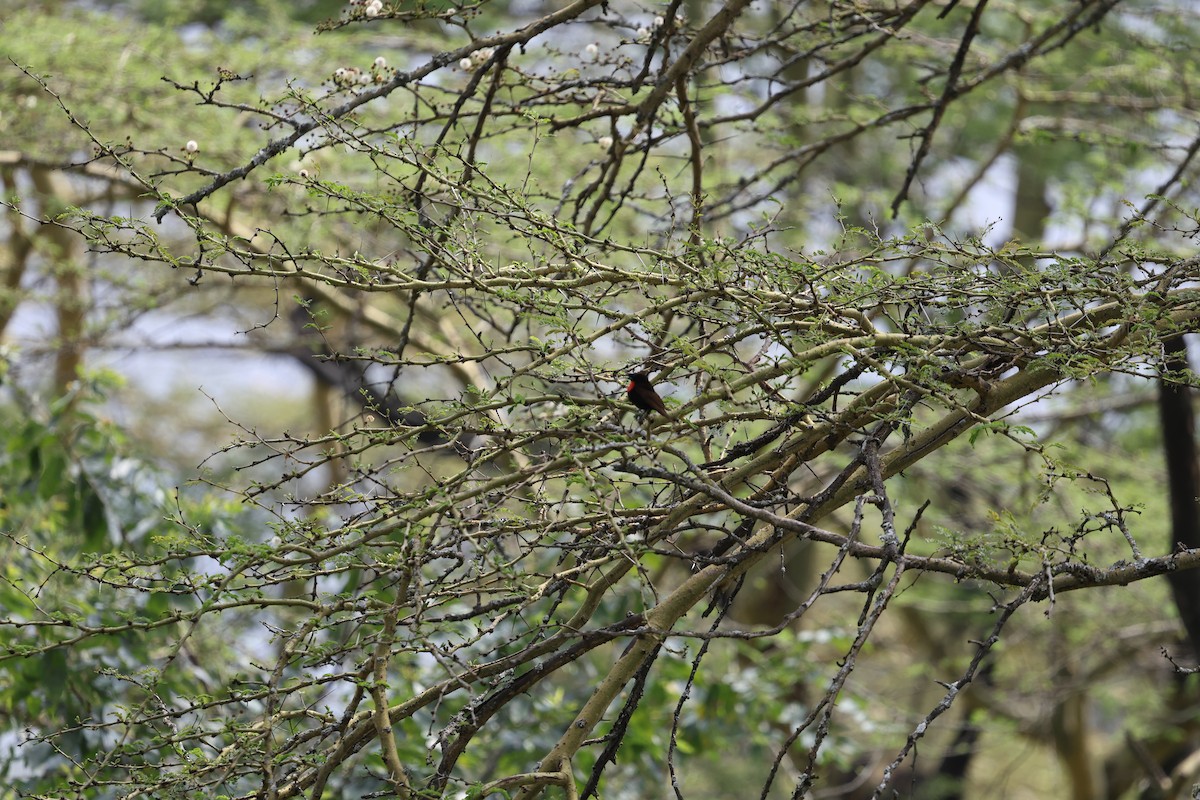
[
  {"left": 374, "top": 56, "right": 387, "bottom": 69},
  {"left": 585, "top": 42, "right": 599, "bottom": 58},
  {"left": 184, "top": 140, "right": 199, "bottom": 153},
  {"left": 459, "top": 57, "right": 473, "bottom": 70},
  {"left": 298, "top": 169, "right": 310, "bottom": 179},
  {"left": 653, "top": 15, "right": 665, "bottom": 27},
  {"left": 598, "top": 136, "right": 613, "bottom": 150}
]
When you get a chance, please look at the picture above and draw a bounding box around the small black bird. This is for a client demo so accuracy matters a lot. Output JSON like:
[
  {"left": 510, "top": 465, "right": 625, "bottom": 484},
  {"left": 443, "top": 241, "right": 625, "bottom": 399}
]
[{"left": 626, "top": 372, "right": 669, "bottom": 417}]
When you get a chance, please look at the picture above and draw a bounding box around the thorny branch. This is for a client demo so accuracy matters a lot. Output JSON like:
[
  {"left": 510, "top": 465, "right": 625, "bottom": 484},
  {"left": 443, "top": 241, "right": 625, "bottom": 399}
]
[{"left": 6, "top": 0, "right": 1200, "bottom": 798}]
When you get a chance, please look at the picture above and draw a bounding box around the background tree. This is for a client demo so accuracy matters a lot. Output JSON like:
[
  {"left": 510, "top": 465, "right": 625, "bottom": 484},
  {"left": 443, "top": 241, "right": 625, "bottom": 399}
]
[{"left": 3, "top": 0, "right": 1200, "bottom": 798}]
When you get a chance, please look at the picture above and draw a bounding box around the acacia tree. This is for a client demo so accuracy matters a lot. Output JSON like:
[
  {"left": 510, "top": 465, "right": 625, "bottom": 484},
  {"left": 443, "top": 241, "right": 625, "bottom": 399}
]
[{"left": 5, "top": 0, "right": 1200, "bottom": 797}]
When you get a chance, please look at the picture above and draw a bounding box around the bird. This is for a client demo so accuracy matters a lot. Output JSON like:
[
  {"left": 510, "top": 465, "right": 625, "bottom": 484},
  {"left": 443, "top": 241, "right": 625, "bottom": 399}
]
[{"left": 626, "top": 372, "right": 669, "bottom": 417}]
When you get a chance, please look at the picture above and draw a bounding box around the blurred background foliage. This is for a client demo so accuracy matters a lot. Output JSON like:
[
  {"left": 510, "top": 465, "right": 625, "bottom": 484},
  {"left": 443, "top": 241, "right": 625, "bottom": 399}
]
[{"left": 2, "top": 1, "right": 1200, "bottom": 798}]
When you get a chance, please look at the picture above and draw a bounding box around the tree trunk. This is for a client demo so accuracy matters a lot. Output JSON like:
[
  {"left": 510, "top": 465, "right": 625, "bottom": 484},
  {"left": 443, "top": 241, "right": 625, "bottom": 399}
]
[{"left": 1159, "top": 335, "right": 1200, "bottom": 648}]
